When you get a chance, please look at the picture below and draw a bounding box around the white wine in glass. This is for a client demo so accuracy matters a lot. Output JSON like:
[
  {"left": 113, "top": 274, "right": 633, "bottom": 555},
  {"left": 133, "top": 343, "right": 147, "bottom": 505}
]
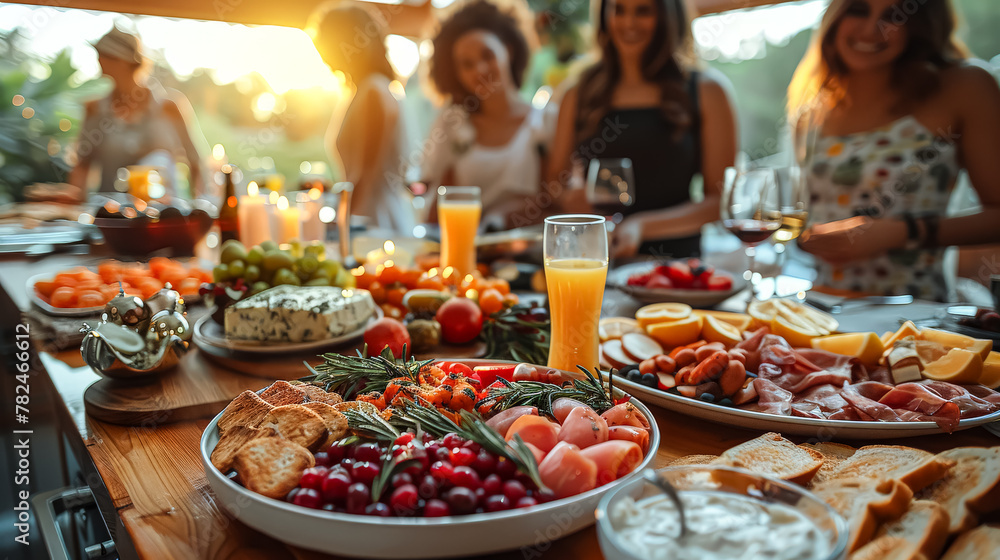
[{"left": 772, "top": 209, "right": 809, "bottom": 244}]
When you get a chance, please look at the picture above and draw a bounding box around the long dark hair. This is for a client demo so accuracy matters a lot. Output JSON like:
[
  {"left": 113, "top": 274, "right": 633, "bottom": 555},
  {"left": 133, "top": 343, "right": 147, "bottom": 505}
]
[
  {"left": 788, "top": 0, "right": 967, "bottom": 120},
  {"left": 310, "top": 4, "right": 395, "bottom": 82},
  {"left": 575, "top": 0, "right": 695, "bottom": 145}
]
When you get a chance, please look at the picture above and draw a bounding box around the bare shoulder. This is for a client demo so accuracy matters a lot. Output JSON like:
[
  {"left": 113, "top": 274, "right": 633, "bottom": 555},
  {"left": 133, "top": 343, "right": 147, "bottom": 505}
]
[
  {"left": 696, "top": 67, "right": 735, "bottom": 109},
  {"left": 939, "top": 63, "right": 1000, "bottom": 105}
]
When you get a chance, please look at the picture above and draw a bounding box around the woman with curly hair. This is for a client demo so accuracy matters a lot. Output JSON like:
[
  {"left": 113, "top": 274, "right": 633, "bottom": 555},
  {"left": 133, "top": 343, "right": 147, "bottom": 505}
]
[
  {"left": 546, "top": 0, "right": 737, "bottom": 259},
  {"left": 311, "top": 3, "right": 415, "bottom": 234},
  {"left": 790, "top": 0, "right": 1000, "bottom": 301},
  {"left": 420, "top": 0, "right": 553, "bottom": 229}
]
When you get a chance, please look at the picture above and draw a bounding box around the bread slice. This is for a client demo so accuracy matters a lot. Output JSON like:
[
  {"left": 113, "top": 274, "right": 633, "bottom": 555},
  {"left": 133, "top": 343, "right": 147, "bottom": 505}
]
[
  {"left": 827, "top": 445, "right": 954, "bottom": 493},
  {"left": 917, "top": 447, "right": 1000, "bottom": 534},
  {"left": 940, "top": 524, "right": 1000, "bottom": 560},
  {"left": 874, "top": 500, "right": 950, "bottom": 560},
  {"left": 232, "top": 437, "right": 315, "bottom": 499},
  {"left": 800, "top": 442, "right": 857, "bottom": 485},
  {"left": 669, "top": 454, "right": 719, "bottom": 467},
  {"left": 218, "top": 390, "right": 273, "bottom": 434},
  {"left": 302, "top": 401, "right": 349, "bottom": 450},
  {"left": 812, "top": 477, "right": 914, "bottom": 552},
  {"left": 258, "top": 405, "right": 328, "bottom": 450},
  {"left": 210, "top": 425, "right": 275, "bottom": 473},
  {"left": 849, "top": 536, "right": 926, "bottom": 560},
  {"left": 258, "top": 380, "right": 306, "bottom": 407},
  {"left": 711, "top": 432, "right": 824, "bottom": 486},
  {"left": 299, "top": 384, "right": 344, "bottom": 406}
]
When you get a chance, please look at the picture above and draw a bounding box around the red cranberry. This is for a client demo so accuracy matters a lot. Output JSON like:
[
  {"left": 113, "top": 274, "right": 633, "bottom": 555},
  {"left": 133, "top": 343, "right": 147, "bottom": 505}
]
[
  {"left": 461, "top": 441, "right": 482, "bottom": 454},
  {"left": 351, "top": 461, "right": 380, "bottom": 486},
  {"left": 485, "top": 494, "right": 511, "bottom": 512},
  {"left": 299, "top": 467, "right": 328, "bottom": 490},
  {"left": 346, "top": 483, "right": 370, "bottom": 513},
  {"left": 292, "top": 488, "right": 322, "bottom": 509},
  {"left": 404, "top": 447, "right": 430, "bottom": 477},
  {"left": 442, "top": 433, "right": 465, "bottom": 448},
  {"left": 495, "top": 457, "right": 516, "bottom": 479},
  {"left": 314, "top": 451, "right": 332, "bottom": 468},
  {"left": 535, "top": 488, "right": 557, "bottom": 503},
  {"left": 321, "top": 471, "right": 352, "bottom": 502},
  {"left": 389, "top": 484, "right": 419, "bottom": 516},
  {"left": 450, "top": 447, "right": 476, "bottom": 467},
  {"left": 421, "top": 432, "right": 435, "bottom": 443},
  {"left": 423, "top": 498, "right": 451, "bottom": 517},
  {"left": 472, "top": 450, "right": 497, "bottom": 476},
  {"left": 430, "top": 460, "right": 454, "bottom": 481},
  {"left": 339, "top": 458, "right": 355, "bottom": 470},
  {"left": 391, "top": 472, "right": 413, "bottom": 488},
  {"left": 286, "top": 488, "right": 301, "bottom": 503},
  {"left": 450, "top": 466, "right": 481, "bottom": 489},
  {"left": 433, "top": 446, "right": 451, "bottom": 462},
  {"left": 365, "top": 502, "right": 392, "bottom": 517},
  {"left": 354, "top": 443, "right": 382, "bottom": 463},
  {"left": 503, "top": 480, "right": 527, "bottom": 502},
  {"left": 394, "top": 432, "right": 415, "bottom": 446},
  {"left": 417, "top": 474, "right": 438, "bottom": 499},
  {"left": 445, "top": 486, "right": 478, "bottom": 515},
  {"left": 516, "top": 496, "right": 539, "bottom": 508},
  {"left": 482, "top": 474, "right": 503, "bottom": 496}
]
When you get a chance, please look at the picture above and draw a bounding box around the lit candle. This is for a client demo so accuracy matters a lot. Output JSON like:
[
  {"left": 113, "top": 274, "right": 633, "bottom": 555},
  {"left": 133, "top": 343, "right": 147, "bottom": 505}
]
[
  {"left": 272, "top": 195, "right": 301, "bottom": 244},
  {"left": 238, "top": 182, "right": 271, "bottom": 247},
  {"left": 298, "top": 189, "right": 326, "bottom": 242}
]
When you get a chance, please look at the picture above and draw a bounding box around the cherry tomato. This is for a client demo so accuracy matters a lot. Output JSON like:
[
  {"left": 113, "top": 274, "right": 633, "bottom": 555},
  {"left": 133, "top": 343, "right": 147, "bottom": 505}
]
[
  {"left": 378, "top": 264, "right": 402, "bottom": 286},
  {"left": 490, "top": 278, "right": 511, "bottom": 295},
  {"left": 368, "top": 281, "right": 386, "bottom": 304},
  {"left": 400, "top": 269, "right": 423, "bottom": 290},
  {"left": 416, "top": 273, "right": 445, "bottom": 291},
  {"left": 364, "top": 317, "right": 410, "bottom": 358},
  {"left": 502, "top": 293, "right": 519, "bottom": 307},
  {"left": 479, "top": 288, "right": 504, "bottom": 315},
  {"left": 435, "top": 297, "right": 483, "bottom": 344},
  {"left": 386, "top": 286, "right": 407, "bottom": 307},
  {"left": 353, "top": 266, "right": 375, "bottom": 289}
]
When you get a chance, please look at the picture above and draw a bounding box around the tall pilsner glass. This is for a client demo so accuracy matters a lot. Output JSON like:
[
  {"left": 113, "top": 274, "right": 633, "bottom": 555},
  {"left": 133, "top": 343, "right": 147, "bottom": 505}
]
[
  {"left": 438, "top": 186, "right": 481, "bottom": 279},
  {"left": 544, "top": 215, "right": 608, "bottom": 372}
]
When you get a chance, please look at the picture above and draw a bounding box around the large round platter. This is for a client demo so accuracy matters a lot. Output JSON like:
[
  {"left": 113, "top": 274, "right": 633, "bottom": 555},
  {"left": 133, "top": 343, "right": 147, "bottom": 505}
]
[
  {"left": 26, "top": 272, "right": 201, "bottom": 317},
  {"left": 607, "top": 374, "right": 1000, "bottom": 439},
  {"left": 200, "top": 361, "right": 660, "bottom": 558},
  {"left": 607, "top": 262, "right": 746, "bottom": 307},
  {"left": 192, "top": 307, "right": 382, "bottom": 355}
]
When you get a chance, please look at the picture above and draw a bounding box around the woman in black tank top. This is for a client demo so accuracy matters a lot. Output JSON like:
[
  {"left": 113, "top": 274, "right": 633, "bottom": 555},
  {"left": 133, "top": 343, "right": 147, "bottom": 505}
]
[{"left": 546, "top": 0, "right": 737, "bottom": 259}]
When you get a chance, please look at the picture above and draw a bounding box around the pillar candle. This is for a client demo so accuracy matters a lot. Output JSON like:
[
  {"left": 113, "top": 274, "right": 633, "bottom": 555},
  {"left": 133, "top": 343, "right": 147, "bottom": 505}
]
[
  {"left": 273, "top": 195, "right": 301, "bottom": 244},
  {"left": 238, "top": 182, "right": 271, "bottom": 247}
]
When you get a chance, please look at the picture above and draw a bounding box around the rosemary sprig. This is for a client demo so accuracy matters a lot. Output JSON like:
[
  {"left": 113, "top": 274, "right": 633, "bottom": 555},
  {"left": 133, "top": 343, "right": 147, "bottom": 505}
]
[
  {"left": 480, "top": 304, "right": 550, "bottom": 365},
  {"left": 392, "top": 400, "right": 462, "bottom": 438},
  {"left": 457, "top": 410, "right": 547, "bottom": 492},
  {"left": 476, "top": 366, "right": 615, "bottom": 416},
  {"left": 341, "top": 408, "right": 400, "bottom": 441},
  {"left": 300, "top": 345, "right": 431, "bottom": 398},
  {"left": 371, "top": 450, "right": 421, "bottom": 502}
]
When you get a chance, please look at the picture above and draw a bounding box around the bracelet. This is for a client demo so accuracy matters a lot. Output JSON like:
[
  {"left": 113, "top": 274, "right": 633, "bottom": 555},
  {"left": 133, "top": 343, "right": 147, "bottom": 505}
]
[
  {"left": 921, "top": 215, "right": 940, "bottom": 249},
  {"left": 901, "top": 214, "right": 920, "bottom": 251}
]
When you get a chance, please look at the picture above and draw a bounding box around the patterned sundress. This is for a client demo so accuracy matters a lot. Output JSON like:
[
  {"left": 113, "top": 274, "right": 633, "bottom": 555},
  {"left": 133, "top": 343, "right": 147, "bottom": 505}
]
[{"left": 806, "top": 115, "right": 960, "bottom": 301}]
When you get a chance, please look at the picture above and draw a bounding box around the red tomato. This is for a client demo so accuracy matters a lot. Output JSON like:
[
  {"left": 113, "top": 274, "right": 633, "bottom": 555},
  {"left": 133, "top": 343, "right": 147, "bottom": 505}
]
[
  {"left": 364, "top": 317, "right": 410, "bottom": 358},
  {"left": 435, "top": 297, "right": 483, "bottom": 344}
]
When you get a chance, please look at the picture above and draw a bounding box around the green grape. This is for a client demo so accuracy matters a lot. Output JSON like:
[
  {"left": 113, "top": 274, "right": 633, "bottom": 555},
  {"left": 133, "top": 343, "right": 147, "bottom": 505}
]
[
  {"left": 299, "top": 256, "right": 320, "bottom": 275},
  {"left": 228, "top": 259, "right": 246, "bottom": 278},
  {"left": 304, "top": 241, "right": 326, "bottom": 260},
  {"left": 250, "top": 281, "right": 270, "bottom": 295},
  {"left": 219, "top": 240, "right": 247, "bottom": 265},
  {"left": 305, "top": 278, "right": 330, "bottom": 287},
  {"left": 287, "top": 239, "right": 304, "bottom": 259},
  {"left": 259, "top": 240, "right": 279, "bottom": 253},
  {"left": 244, "top": 264, "right": 261, "bottom": 282},
  {"left": 334, "top": 266, "right": 356, "bottom": 288},
  {"left": 246, "top": 246, "right": 264, "bottom": 266},
  {"left": 311, "top": 266, "right": 331, "bottom": 281},
  {"left": 273, "top": 268, "right": 301, "bottom": 286},
  {"left": 320, "top": 260, "right": 342, "bottom": 278},
  {"left": 212, "top": 264, "right": 229, "bottom": 282},
  {"left": 262, "top": 250, "right": 294, "bottom": 273}
]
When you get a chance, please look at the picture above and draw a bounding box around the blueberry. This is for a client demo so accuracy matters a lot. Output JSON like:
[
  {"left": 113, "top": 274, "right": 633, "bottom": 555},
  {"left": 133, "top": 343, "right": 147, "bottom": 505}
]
[
  {"left": 641, "top": 373, "right": 657, "bottom": 388},
  {"left": 626, "top": 369, "right": 643, "bottom": 382},
  {"left": 619, "top": 364, "right": 640, "bottom": 377},
  {"left": 699, "top": 392, "right": 716, "bottom": 403},
  {"left": 717, "top": 398, "right": 733, "bottom": 407}
]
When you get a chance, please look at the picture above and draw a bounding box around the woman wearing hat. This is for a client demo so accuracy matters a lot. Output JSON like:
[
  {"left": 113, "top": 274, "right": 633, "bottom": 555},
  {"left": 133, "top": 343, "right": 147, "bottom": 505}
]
[{"left": 66, "top": 25, "right": 207, "bottom": 199}]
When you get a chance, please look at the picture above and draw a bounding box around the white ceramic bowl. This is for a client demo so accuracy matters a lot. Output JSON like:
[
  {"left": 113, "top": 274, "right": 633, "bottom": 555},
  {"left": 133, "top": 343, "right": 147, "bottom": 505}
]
[
  {"left": 596, "top": 465, "right": 849, "bottom": 560},
  {"left": 200, "top": 367, "right": 660, "bottom": 558}
]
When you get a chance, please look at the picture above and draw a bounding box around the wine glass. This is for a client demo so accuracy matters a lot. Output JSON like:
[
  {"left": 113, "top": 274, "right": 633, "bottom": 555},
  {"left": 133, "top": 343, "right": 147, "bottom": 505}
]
[
  {"left": 586, "top": 158, "right": 635, "bottom": 226},
  {"left": 721, "top": 168, "right": 781, "bottom": 302},
  {"left": 770, "top": 165, "right": 811, "bottom": 294},
  {"left": 544, "top": 215, "right": 608, "bottom": 373}
]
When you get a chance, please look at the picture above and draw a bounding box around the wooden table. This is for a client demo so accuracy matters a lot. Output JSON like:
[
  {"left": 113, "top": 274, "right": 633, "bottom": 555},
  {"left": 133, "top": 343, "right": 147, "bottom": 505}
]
[{"left": 6, "top": 253, "right": 998, "bottom": 560}]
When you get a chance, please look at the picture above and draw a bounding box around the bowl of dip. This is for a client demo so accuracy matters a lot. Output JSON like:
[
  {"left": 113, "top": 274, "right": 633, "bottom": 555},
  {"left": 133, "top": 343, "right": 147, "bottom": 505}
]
[{"left": 595, "top": 465, "right": 849, "bottom": 560}]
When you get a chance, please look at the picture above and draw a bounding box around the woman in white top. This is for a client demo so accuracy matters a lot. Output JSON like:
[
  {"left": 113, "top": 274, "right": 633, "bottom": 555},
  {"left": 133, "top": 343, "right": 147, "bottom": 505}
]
[
  {"left": 312, "top": 4, "right": 415, "bottom": 234},
  {"left": 421, "top": 0, "right": 553, "bottom": 230}
]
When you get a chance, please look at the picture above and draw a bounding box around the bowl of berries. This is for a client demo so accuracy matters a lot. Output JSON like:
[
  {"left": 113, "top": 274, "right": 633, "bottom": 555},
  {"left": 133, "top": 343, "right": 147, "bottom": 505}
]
[{"left": 608, "top": 259, "right": 746, "bottom": 307}]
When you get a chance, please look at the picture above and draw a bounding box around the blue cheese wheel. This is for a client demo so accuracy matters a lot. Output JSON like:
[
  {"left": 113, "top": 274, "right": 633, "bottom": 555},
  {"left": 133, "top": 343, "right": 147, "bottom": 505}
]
[{"left": 224, "top": 286, "right": 376, "bottom": 343}]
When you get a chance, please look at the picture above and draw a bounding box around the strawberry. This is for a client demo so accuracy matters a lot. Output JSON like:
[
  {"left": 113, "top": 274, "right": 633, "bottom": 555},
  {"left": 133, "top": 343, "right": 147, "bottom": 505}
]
[
  {"left": 646, "top": 275, "right": 674, "bottom": 290},
  {"left": 707, "top": 275, "right": 733, "bottom": 291},
  {"left": 627, "top": 271, "right": 653, "bottom": 286},
  {"left": 664, "top": 263, "right": 693, "bottom": 288}
]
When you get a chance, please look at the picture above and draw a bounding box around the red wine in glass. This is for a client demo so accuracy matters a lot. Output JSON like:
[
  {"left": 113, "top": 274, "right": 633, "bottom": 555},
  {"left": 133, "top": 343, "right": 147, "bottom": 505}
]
[{"left": 723, "top": 219, "right": 780, "bottom": 245}]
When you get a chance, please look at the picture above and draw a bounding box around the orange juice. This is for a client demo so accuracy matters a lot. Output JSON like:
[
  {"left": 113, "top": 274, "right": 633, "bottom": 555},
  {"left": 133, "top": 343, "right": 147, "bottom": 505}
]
[
  {"left": 545, "top": 258, "right": 608, "bottom": 372},
  {"left": 439, "top": 200, "right": 481, "bottom": 278}
]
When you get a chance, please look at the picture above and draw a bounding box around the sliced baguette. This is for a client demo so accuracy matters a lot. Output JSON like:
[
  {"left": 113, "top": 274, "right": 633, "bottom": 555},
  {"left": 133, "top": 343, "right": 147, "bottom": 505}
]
[
  {"left": 302, "top": 401, "right": 349, "bottom": 450},
  {"left": 669, "top": 454, "right": 719, "bottom": 467},
  {"left": 940, "top": 524, "right": 1000, "bottom": 560},
  {"left": 712, "top": 432, "right": 824, "bottom": 486},
  {"left": 827, "top": 445, "right": 954, "bottom": 493},
  {"left": 258, "top": 380, "right": 306, "bottom": 407},
  {"left": 232, "top": 437, "right": 314, "bottom": 499},
  {"left": 800, "top": 442, "right": 857, "bottom": 485},
  {"left": 218, "top": 390, "right": 273, "bottom": 434},
  {"left": 849, "top": 536, "right": 927, "bottom": 560},
  {"left": 210, "top": 425, "right": 275, "bottom": 473},
  {"left": 917, "top": 447, "right": 1000, "bottom": 534},
  {"left": 812, "top": 477, "right": 914, "bottom": 552},
  {"left": 299, "top": 384, "right": 344, "bottom": 406},
  {"left": 875, "top": 500, "right": 950, "bottom": 560},
  {"left": 258, "top": 405, "right": 328, "bottom": 450}
]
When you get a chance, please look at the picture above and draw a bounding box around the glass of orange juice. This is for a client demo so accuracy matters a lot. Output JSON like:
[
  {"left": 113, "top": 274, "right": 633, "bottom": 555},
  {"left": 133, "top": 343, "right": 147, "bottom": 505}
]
[
  {"left": 438, "top": 186, "right": 481, "bottom": 279},
  {"left": 544, "top": 214, "right": 608, "bottom": 372}
]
